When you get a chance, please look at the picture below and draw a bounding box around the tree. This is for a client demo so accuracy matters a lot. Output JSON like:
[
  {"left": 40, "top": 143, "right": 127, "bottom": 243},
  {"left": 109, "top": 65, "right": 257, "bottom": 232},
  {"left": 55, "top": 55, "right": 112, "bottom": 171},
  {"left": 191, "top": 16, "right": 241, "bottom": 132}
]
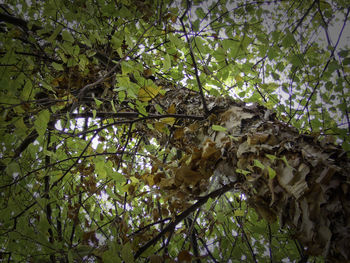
[{"left": 0, "top": 0, "right": 349, "bottom": 262}]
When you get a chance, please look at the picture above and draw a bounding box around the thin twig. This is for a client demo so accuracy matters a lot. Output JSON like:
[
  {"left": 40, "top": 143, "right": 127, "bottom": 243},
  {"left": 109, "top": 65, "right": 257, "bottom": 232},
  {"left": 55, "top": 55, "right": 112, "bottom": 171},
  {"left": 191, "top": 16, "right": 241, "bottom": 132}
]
[
  {"left": 291, "top": 0, "right": 318, "bottom": 34},
  {"left": 50, "top": 131, "right": 98, "bottom": 189},
  {"left": 134, "top": 182, "right": 236, "bottom": 259},
  {"left": 267, "top": 223, "right": 273, "bottom": 263},
  {"left": 128, "top": 218, "right": 171, "bottom": 237},
  {"left": 179, "top": 0, "right": 209, "bottom": 116},
  {"left": 289, "top": 7, "right": 350, "bottom": 125}
]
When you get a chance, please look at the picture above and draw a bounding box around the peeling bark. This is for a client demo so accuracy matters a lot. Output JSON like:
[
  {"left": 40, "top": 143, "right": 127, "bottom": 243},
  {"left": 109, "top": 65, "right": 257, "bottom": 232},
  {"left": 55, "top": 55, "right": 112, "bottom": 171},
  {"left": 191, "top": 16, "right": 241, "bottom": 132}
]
[{"left": 152, "top": 89, "right": 350, "bottom": 262}]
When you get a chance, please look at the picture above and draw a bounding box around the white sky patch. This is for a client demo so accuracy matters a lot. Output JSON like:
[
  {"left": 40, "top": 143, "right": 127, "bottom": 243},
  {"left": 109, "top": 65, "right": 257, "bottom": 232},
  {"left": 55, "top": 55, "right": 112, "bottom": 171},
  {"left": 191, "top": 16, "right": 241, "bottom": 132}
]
[
  {"left": 99, "top": 189, "right": 115, "bottom": 211},
  {"left": 231, "top": 229, "right": 238, "bottom": 237},
  {"left": 282, "top": 258, "right": 294, "bottom": 263}
]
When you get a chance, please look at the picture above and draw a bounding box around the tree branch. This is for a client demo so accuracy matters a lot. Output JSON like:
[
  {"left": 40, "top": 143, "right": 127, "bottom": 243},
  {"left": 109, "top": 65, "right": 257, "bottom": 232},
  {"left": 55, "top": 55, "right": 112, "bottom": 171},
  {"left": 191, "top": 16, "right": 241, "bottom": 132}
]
[
  {"left": 179, "top": 1, "right": 209, "bottom": 117},
  {"left": 50, "top": 131, "right": 98, "bottom": 189},
  {"left": 289, "top": 7, "right": 350, "bottom": 124},
  {"left": 134, "top": 182, "right": 236, "bottom": 259},
  {"left": 291, "top": 0, "right": 318, "bottom": 34},
  {"left": 64, "top": 112, "right": 205, "bottom": 120},
  {"left": 0, "top": 12, "right": 39, "bottom": 31}
]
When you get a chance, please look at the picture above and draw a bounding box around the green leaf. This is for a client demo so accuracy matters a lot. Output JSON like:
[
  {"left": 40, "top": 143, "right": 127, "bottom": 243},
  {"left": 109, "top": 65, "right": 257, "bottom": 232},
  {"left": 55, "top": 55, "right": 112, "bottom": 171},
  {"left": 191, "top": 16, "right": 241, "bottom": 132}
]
[
  {"left": 21, "top": 81, "right": 33, "bottom": 100},
  {"left": 86, "top": 50, "right": 96, "bottom": 57},
  {"left": 192, "top": 19, "right": 200, "bottom": 31},
  {"left": 253, "top": 159, "right": 265, "bottom": 170},
  {"left": 328, "top": 61, "right": 340, "bottom": 71},
  {"left": 195, "top": 7, "right": 205, "bottom": 19},
  {"left": 118, "top": 90, "right": 126, "bottom": 102},
  {"left": 52, "top": 62, "right": 64, "bottom": 71},
  {"left": 94, "top": 97, "right": 103, "bottom": 108},
  {"left": 216, "top": 211, "right": 225, "bottom": 223},
  {"left": 121, "top": 61, "right": 134, "bottom": 75},
  {"left": 169, "top": 33, "right": 184, "bottom": 48},
  {"left": 136, "top": 101, "right": 148, "bottom": 116},
  {"left": 48, "top": 25, "right": 63, "bottom": 42},
  {"left": 72, "top": 45, "right": 80, "bottom": 56},
  {"left": 238, "top": 91, "right": 246, "bottom": 97},
  {"left": 155, "top": 104, "right": 164, "bottom": 114},
  {"left": 68, "top": 250, "right": 74, "bottom": 263},
  {"left": 267, "top": 166, "right": 276, "bottom": 179},
  {"left": 222, "top": 39, "right": 235, "bottom": 51},
  {"left": 282, "top": 31, "right": 295, "bottom": 48},
  {"left": 195, "top": 37, "right": 210, "bottom": 54},
  {"left": 271, "top": 72, "right": 280, "bottom": 80},
  {"left": 95, "top": 160, "right": 107, "bottom": 178},
  {"left": 111, "top": 172, "right": 125, "bottom": 184},
  {"left": 342, "top": 141, "right": 350, "bottom": 152},
  {"left": 34, "top": 109, "right": 50, "bottom": 137},
  {"left": 121, "top": 242, "right": 134, "bottom": 263},
  {"left": 339, "top": 50, "right": 349, "bottom": 57},
  {"left": 62, "top": 30, "right": 74, "bottom": 43},
  {"left": 163, "top": 53, "right": 171, "bottom": 71},
  {"left": 267, "top": 46, "right": 279, "bottom": 60},
  {"left": 234, "top": 209, "right": 245, "bottom": 217},
  {"left": 116, "top": 76, "right": 130, "bottom": 89},
  {"left": 289, "top": 54, "right": 303, "bottom": 66},
  {"left": 236, "top": 169, "right": 250, "bottom": 176},
  {"left": 280, "top": 156, "right": 290, "bottom": 167},
  {"left": 110, "top": 100, "right": 117, "bottom": 112},
  {"left": 212, "top": 125, "right": 227, "bottom": 132},
  {"left": 6, "top": 162, "right": 21, "bottom": 176},
  {"left": 265, "top": 154, "right": 277, "bottom": 161},
  {"left": 343, "top": 57, "right": 350, "bottom": 65},
  {"left": 103, "top": 248, "right": 121, "bottom": 263},
  {"left": 78, "top": 54, "right": 88, "bottom": 70}
]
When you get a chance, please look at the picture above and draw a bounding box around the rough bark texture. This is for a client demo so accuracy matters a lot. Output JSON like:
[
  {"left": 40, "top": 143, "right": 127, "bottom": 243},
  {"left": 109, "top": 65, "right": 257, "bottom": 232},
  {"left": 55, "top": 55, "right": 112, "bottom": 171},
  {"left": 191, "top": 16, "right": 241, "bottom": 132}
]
[{"left": 152, "top": 88, "right": 350, "bottom": 262}]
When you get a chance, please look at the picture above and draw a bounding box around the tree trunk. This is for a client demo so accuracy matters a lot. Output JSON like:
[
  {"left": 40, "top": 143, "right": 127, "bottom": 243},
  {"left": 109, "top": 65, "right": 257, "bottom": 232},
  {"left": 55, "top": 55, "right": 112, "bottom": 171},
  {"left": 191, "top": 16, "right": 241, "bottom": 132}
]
[{"left": 151, "top": 88, "right": 350, "bottom": 262}]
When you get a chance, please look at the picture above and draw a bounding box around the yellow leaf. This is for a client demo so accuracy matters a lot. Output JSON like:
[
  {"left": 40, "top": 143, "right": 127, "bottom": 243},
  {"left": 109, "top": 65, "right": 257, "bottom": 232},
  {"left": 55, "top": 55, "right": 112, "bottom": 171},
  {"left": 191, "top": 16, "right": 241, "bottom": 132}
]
[
  {"left": 129, "top": 176, "right": 139, "bottom": 184},
  {"left": 167, "top": 103, "right": 176, "bottom": 114},
  {"left": 174, "top": 128, "right": 184, "bottom": 139},
  {"left": 146, "top": 176, "right": 155, "bottom": 186},
  {"left": 235, "top": 75, "right": 243, "bottom": 82},
  {"left": 51, "top": 75, "right": 64, "bottom": 87},
  {"left": 141, "top": 173, "right": 154, "bottom": 186},
  {"left": 154, "top": 122, "right": 166, "bottom": 132},
  {"left": 138, "top": 85, "right": 162, "bottom": 102},
  {"left": 234, "top": 209, "right": 245, "bottom": 217},
  {"left": 121, "top": 184, "right": 129, "bottom": 193},
  {"left": 161, "top": 117, "right": 175, "bottom": 125}
]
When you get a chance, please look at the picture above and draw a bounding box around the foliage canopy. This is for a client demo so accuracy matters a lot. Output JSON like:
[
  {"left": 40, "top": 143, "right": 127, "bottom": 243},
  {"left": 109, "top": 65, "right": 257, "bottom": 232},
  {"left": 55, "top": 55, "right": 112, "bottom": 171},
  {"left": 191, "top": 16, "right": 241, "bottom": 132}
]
[{"left": 0, "top": 0, "right": 349, "bottom": 262}]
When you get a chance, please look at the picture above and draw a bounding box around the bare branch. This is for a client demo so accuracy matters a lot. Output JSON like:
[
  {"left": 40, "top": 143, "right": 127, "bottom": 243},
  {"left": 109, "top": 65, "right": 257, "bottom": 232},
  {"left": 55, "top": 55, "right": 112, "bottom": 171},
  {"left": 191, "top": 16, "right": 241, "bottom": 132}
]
[
  {"left": 291, "top": 0, "right": 318, "bottom": 34},
  {"left": 179, "top": 1, "right": 210, "bottom": 117}
]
